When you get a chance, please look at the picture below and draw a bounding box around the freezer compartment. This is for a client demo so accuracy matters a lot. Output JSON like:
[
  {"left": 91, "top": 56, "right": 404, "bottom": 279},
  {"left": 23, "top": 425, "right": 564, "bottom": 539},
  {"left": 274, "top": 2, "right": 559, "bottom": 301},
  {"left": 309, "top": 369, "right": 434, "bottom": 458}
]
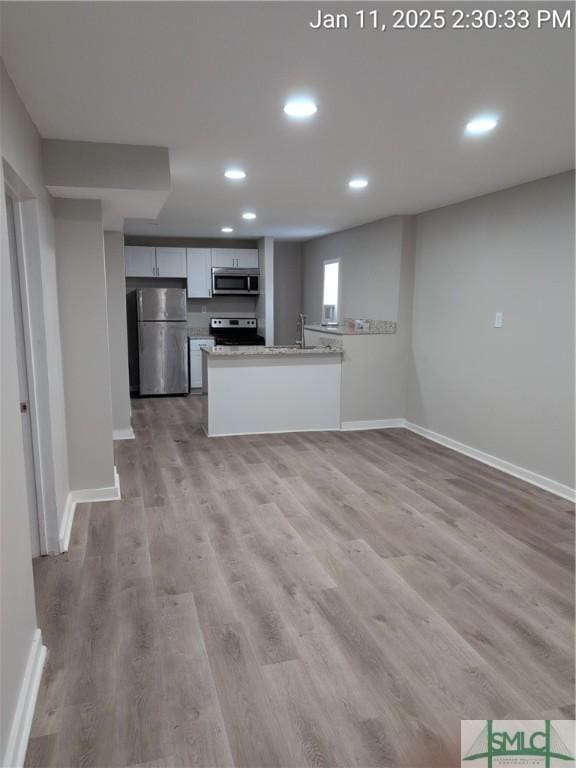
[
  {"left": 138, "top": 321, "right": 189, "bottom": 395},
  {"left": 137, "top": 288, "right": 187, "bottom": 321}
]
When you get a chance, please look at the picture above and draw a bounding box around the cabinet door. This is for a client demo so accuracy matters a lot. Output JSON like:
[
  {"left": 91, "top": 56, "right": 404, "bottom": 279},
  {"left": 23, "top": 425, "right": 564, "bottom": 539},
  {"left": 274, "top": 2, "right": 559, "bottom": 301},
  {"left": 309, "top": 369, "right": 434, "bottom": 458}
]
[
  {"left": 235, "top": 249, "right": 259, "bottom": 268},
  {"left": 125, "top": 246, "right": 157, "bottom": 277},
  {"left": 189, "top": 339, "right": 213, "bottom": 389},
  {"left": 211, "top": 248, "right": 236, "bottom": 268},
  {"left": 189, "top": 350, "right": 202, "bottom": 389},
  {"left": 186, "top": 248, "right": 212, "bottom": 298},
  {"left": 156, "top": 247, "right": 187, "bottom": 277}
]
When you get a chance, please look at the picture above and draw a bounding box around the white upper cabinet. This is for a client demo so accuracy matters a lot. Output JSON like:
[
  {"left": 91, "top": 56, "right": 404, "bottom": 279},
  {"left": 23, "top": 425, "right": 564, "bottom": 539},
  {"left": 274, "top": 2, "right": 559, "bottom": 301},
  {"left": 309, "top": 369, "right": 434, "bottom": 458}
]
[
  {"left": 211, "top": 248, "right": 259, "bottom": 269},
  {"left": 156, "top": 247, "right": 187, "bottom": 277},
  {"left": 186, "top": 248, "right": 212, "bottom": 299},
  {"left": 125, "top": 246, "right": 157, "bottom": 277},
  {"left": 211, "top": 248, "right": 236, "bottom": 268},
  {"left": 235, "top": 249, "right": 259, "bottom": 268},
  {"left": 126, "top": 245, "right": 258, "bottom": 282}
]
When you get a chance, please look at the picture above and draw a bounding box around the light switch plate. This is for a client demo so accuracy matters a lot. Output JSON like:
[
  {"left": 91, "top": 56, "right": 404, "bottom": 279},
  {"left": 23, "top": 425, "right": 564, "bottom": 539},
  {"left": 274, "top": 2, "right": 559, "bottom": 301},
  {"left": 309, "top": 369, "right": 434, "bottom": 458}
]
[{"left": 494, "top": 311, "right": 503, "bottom": 328}]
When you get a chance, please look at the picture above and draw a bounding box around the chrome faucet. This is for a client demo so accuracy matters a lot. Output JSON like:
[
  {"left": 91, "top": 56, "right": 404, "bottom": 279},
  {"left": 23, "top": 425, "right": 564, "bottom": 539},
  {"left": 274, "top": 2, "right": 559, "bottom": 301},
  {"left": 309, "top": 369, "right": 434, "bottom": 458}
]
[{"left": 296, "top": 313, "right": 307, "bottom": 349}]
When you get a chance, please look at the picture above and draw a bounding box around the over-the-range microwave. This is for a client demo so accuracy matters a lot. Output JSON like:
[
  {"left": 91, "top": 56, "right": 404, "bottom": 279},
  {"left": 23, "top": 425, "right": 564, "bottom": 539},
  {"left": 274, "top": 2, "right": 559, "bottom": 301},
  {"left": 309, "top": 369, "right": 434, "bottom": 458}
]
[{"left": 211, "top": 267, "right": 260, "bottom": 295}]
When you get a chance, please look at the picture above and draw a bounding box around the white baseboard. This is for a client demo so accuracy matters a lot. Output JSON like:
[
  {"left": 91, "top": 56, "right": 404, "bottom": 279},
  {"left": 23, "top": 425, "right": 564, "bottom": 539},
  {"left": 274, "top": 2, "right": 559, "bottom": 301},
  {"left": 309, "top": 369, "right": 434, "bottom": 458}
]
[
  {"left": 59, "top": 466, "right": 121, "bottom": 551},
  {"left": 58, "top": 491, "right": 77, "bottom": 553},
  {"left": 208, "top": 426, "right": 341, "bottom": 438},
  {"left": 338, "top": 417, "right": 574, "bottom": 501},
  {"left": 341, "top": 418, "right": 406, "bottom": 431},
  {"left": 404, "top": 421, "right": 575, "bottom": 502},
  {"left": 113, "top": 427, "right": 135, "bottom": 441},
  {"left": 2, "top": 629, "right": 47, "bottom": 768}
]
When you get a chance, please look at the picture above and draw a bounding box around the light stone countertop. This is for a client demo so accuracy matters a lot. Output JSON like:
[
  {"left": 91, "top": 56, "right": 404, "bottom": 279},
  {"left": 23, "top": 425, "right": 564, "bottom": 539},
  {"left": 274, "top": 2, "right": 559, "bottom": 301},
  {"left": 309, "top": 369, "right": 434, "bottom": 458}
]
[
  {"left": 305, "top": 322, "right": 397, "bottom": 335},
  {"left": 188, "top": 328, "right": 212, "bottom": 339},
  {"left": 201, "top": 345, "right": 343, "bottom": 358}
]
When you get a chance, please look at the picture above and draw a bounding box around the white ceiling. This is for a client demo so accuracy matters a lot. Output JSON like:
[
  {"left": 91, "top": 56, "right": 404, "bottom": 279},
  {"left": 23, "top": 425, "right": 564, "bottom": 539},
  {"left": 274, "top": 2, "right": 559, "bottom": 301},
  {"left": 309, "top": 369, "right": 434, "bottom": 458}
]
[{"left": 1, "top": 2, "right": 574, "bottom": 239}]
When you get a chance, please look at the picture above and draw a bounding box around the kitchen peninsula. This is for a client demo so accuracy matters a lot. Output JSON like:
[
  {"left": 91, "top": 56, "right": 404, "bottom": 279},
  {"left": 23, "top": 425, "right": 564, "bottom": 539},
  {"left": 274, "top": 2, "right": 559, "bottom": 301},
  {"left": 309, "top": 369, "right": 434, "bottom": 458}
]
[
  {"left": 201, "top": 345, "right": 342, "bottom": 436},
  {"left": 304, "top": 321, "right": 407, "bottom": 431}
]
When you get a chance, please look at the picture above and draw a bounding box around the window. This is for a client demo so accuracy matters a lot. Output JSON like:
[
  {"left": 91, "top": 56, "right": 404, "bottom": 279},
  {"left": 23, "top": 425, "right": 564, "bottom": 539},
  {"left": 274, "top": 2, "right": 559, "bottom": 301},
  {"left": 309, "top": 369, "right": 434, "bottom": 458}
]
[{"left": 322, "top": 259, "right": 340, "bottom": 324}]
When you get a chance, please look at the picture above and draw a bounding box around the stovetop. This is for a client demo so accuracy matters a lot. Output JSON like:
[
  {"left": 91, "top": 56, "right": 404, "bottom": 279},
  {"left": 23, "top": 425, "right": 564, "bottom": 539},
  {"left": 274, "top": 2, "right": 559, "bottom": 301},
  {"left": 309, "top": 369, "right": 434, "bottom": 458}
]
[{"left": 209, "top": 317, "right": 265, "bottom": 346}]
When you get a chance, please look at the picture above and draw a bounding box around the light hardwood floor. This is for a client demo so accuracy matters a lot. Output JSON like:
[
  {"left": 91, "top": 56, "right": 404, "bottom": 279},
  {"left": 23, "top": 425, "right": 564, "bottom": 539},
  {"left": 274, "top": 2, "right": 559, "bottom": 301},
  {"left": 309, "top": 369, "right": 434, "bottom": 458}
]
[{"left": 25, "top": 396, "right": 574, "bottom": 767}]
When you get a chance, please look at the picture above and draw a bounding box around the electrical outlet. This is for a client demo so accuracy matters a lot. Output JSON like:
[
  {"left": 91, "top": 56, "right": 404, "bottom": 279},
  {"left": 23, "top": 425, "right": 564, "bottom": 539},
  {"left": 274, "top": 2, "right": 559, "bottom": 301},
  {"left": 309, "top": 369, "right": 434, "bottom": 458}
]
[
  {"left": 494, "top": 311, "right": 503, "bottom": 328},
  {"left": 202, "top": 305, "right": 207, "bottom": 313}
]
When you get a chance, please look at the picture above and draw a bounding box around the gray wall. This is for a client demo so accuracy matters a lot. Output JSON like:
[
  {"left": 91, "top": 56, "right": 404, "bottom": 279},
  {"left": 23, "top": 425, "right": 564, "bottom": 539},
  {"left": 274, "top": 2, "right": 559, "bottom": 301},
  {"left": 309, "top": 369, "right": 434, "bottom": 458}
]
[
  {"left": 302, "top": 216, "right": 404, "bottom": 323},
  {"left": 256, "top": 237, "right": 274, "bottom": 345},
  {"left": 305, "top": 218, "right": 415, "bottom": 424},
  {"left": 0, "top": 59, "right": 69, "bottom": 762},
  {"left": 56, "top": 198, "right": 115, "bottom": 491},
  {"left": 105, "top": 232, "right": 132, "bottom": 434},
  {"left": 408, "top": 172, "right": 575, "bottom": 488},
  {"left": 301, "top": 176, "right": 574, "bottom": 489},
  {"left": 274, "top": 241, "right": 303, "bottom": 346},
  {"left": 0, "top": 164, "right": 40, "bottom": 768},
  {"left": 0, "top": 60, "right": 69, "bottom": 523}
]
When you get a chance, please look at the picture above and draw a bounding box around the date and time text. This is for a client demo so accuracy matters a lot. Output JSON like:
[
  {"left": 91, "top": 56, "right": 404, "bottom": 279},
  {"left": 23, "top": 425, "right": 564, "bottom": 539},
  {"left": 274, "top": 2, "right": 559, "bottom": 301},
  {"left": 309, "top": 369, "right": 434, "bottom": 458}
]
[{"left": 308, "top": 7, "right": 572, "bottom": 31}]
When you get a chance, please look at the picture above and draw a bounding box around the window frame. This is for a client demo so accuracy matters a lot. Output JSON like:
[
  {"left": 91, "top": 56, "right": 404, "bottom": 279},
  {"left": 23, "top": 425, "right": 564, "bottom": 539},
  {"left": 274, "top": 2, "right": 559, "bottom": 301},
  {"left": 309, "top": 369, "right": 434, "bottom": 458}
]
[{"left": 322, "top": 257, "right": 341, "bottom": 324}]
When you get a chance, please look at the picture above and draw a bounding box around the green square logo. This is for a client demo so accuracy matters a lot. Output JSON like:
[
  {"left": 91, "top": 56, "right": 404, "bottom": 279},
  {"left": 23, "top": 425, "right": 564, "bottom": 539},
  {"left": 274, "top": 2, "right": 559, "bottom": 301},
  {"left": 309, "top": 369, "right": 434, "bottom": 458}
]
[{"left": 461, "top": 720, "right": 575, "bottom": 767}]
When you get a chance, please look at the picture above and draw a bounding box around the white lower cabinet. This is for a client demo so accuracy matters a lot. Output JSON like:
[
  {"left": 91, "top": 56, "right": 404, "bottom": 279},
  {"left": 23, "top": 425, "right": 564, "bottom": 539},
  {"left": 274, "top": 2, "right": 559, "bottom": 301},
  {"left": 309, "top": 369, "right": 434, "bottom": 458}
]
[{"left": 189, "top": 338, "right": 214, "bottom": 389}]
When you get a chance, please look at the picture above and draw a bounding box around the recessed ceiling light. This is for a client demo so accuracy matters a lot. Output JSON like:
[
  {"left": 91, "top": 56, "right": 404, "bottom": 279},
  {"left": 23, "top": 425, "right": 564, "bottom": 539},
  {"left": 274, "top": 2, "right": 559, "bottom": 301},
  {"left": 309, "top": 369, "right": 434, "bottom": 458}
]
[
  {"left": 224, "top": 168, "right": 246, "bottom": 180},
  {"left": 283, "top": 97, "right": 318, "bottom": 119},
  {"left": 465, "top": 114, "right": 499, "bottom": 136},
  {"left": 348, "top": 177, "right": 369, "bottom": 190},
  {"left": 242, "top": 211, "right": 257, "bottom": 220},
  {"left": 221, "top": 227, "right": 234, "bottom": 233}
]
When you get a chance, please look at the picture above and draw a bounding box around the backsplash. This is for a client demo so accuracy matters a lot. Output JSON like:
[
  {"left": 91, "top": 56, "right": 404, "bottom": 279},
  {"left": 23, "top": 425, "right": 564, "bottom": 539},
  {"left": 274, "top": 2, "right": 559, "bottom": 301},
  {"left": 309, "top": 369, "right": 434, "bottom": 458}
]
[
  {"left": 343, "top": 318, "right": 397, "bottom": 333},
  {"left": 187, "top": 296, "right": 257, "bottom": 332}
]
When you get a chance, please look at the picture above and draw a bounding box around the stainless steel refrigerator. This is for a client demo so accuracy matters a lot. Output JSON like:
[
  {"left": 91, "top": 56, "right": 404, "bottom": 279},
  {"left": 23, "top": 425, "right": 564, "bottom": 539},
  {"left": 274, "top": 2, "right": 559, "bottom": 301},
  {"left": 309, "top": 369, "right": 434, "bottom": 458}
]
[{"left": 137, "top": 288, "right": 188, "bottom": 395}]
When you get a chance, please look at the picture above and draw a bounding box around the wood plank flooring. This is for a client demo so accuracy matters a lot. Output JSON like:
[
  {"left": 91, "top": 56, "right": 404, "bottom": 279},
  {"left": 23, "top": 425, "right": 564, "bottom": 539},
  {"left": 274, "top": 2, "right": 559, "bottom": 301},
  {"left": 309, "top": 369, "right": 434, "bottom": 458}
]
[{"left": 26, "top": 396, "right": 574, "bottom": 767}]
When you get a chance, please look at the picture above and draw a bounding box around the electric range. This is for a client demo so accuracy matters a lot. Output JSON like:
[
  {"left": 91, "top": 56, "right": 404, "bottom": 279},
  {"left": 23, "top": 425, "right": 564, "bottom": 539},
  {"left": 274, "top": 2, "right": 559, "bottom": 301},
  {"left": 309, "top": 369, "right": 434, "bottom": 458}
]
[{"left": 209, "top": 317, "right": 265, "bottom": 346}]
